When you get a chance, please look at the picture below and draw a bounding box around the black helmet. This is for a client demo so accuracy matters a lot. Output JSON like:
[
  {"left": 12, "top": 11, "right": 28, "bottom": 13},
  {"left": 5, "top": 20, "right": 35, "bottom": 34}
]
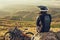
[{"left": 38, "top": 6, "right": 48, "bottom": 11}]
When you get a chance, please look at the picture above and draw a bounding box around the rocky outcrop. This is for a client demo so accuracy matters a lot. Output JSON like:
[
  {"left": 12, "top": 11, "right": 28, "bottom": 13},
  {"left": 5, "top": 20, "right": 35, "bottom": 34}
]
[{"left": 31, "top": 31, "right": 60, "bottom": 40}]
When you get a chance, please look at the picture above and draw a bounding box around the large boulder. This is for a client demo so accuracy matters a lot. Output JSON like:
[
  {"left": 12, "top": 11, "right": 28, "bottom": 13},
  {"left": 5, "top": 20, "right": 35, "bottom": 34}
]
[
  {"left": 56, "top": 31, "right": 60, "bottom": 40},
  {"left": 31, "top": 31, "right": 59, "bottom": 40}
]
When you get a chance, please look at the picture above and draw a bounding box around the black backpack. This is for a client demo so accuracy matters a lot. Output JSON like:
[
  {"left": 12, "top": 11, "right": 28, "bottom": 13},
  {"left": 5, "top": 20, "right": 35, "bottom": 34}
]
[{"left": 44, "top": 15, "right": 51, "bottom": 24}]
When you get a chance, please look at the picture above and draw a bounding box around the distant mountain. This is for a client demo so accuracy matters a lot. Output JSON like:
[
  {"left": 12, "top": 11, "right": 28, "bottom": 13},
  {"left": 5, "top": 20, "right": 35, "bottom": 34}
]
[{"left": 0, "top": 5, "right": 60, "bottom": 21}]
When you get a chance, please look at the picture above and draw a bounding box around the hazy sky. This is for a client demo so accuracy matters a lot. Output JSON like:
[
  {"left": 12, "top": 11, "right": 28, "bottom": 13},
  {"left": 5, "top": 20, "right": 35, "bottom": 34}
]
[{"left": 0, "top": 0, "right": 60, "bottom": 8}]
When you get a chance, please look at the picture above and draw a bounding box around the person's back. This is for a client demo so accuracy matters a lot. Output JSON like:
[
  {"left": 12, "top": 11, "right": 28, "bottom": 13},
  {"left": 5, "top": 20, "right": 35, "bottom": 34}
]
[
  {"left": 39, "top": 12, "right": 51, "bottom": 32},
  {"left": 36, "top": 6, "right": 52, "bottom": 33}
]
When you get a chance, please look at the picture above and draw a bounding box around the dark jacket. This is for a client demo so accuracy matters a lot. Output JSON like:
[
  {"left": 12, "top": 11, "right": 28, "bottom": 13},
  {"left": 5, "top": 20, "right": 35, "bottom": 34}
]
[{"left": 36, "top": 12, "right": 51, "bottom": 32}]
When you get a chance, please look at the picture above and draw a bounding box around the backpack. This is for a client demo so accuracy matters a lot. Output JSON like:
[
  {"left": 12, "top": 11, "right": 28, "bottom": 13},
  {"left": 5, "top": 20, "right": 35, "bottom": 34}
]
[{"left": 44, "top": 15, "right": 50, "bottom": 24}]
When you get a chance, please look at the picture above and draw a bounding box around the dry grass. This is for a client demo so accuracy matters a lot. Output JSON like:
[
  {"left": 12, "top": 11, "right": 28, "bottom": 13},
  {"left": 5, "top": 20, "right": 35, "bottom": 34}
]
[{"left": 0, "top": 27, "right": 60, "bottom": 36}]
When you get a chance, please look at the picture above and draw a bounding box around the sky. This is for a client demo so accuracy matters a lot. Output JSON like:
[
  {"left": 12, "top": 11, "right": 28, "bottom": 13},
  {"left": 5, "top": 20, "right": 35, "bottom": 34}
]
[{"left": 0, "top": 0, "right": 60, "bottom": 9}]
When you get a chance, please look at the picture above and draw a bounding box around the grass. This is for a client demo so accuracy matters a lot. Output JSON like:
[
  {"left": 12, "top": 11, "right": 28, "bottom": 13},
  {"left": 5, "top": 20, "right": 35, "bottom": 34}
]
[{"left": 0, "top": 21, "right": 60, "bottom": 37}]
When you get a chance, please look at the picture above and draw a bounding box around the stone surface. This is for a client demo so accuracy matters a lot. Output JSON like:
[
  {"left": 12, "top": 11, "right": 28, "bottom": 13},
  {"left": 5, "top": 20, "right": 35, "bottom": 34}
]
[{"left": 31, "top": 31, "right": 59, "bottom": 40}]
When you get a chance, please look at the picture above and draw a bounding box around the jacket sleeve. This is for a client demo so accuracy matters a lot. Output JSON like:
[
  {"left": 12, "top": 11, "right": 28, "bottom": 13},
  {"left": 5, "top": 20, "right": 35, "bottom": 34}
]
[{"left": 36, "top": 16, "right": 41, "bottom": 27}]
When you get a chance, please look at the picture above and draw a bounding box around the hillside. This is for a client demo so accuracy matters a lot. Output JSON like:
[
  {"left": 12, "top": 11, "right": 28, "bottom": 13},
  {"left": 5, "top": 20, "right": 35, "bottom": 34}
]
[{"left": 0, "top": 5, "right": 60, "bottom": 21}]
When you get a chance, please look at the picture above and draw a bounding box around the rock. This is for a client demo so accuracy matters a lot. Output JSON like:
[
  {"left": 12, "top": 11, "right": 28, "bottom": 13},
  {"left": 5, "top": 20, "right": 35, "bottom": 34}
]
[
  {"left": 31, "top": 31, "right": 58, "bottom": 40},
  {"left": 56, "top": 31, "right": 60, "bottom": 40}
]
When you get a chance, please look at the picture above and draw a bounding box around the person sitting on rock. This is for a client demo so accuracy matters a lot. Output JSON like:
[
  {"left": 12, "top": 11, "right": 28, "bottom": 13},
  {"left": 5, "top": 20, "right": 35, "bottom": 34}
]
[{"left": 36, "top": 6, "right": 52, "bottom": 33}]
